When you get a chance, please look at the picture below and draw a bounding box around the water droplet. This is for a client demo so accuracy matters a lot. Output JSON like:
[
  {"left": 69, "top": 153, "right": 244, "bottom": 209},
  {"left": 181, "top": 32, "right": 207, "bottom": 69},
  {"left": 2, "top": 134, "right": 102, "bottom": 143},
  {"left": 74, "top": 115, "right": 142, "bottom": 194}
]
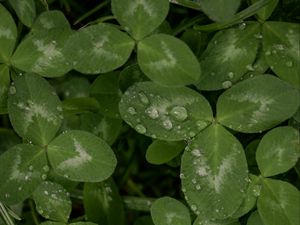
[
  {"left": 188, "top": 131, "right": 196, "bottom": 137},
  {"left": 18, "top": 186, "right": 22, "bottom": 191},
  {"left": 222, "top": 81, "right": 232, "bottom": 89},
  {"left": 127, "top": 107, "right": 136, "bottom": 115},
  {"left": 246, "top": 64, "right": 255, "bottom": 71},
  {"left": 52, "top": 40, "right": 57, "bottom": 44},
  {"left": 211, "top": 72, "right": 215, "bottom": 76},
  {"left": 196, "top": 185, "right": 201, "bottom": 190},
  {"left": 41, "top": 174, "right": 47, "bottom": 180},
  {"left": 9, "top": 86, "right": 16, "bottom": 94},
  {"left": 162, "top": 119, "right": 173, "bottom": 130},
  {"left": 138, "top": 92, "right": 149, "bottom": 105},
  {"left": 254, "top": 33, "right": 263, "bottom": 39},
  {"left": 182, "top": 187, "right": 186, "bottom": 193},
  {"left": 145, "top": 107, "right": 159, "bottom": 119},
  {"left": 56, "top": 106, "right": 63, "bottom": 112},
  {"left": 272, "top": 50, "right": 277, "bottom": 54},
  {"left": 265, "top": 51, "right": 271, "bottom": 56},
  {"left": 192, "top": 178, "right": 197, "bottom": 184},
  {"left": 179, "top": 173, "right": 185, "bottom": 179},
  {"left": 5, "top": 193, "right": 10, "bottom": 198},
  {"left": 191, "top": 149, "right": 201, "bottom": 157},
  {"left": 228, "top": 72, "right": 234, "bottom": 78},
  {"left": 44, "top": 191, "right": 49, "bottom": 195},
  {"left": 238, "top": 22, "right": 246, "bottom": 30},
  {"left": 43, "top": 165, "right": 50, "bottom": 172},
  {"left": 196, "top": 120, "right": 208, "bottom": 130},
  {"left": 170, "top": 106, "right": 188, "bottom": 121},
  {"left": 286, "top": 61, "right": 293, "bottom": 67},
  {"left": 25, "top": 175, "right": 29, "bottom": 181},
  {"left": 28, "top": 165, "right": 34, "bottom": 171},
  {"left": 191, "top": 205, "right": 197, "bottom": 211},
  {"left": 135, "top": 124, "right": 146, "bottom": 134}
]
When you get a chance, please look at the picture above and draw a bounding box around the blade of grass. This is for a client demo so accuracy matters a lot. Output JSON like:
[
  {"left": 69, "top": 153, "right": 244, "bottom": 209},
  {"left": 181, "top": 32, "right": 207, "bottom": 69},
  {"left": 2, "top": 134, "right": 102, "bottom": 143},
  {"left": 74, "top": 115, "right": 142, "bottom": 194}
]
[{"left": 169, "top": 0, "right": 201, "bottom": 10}]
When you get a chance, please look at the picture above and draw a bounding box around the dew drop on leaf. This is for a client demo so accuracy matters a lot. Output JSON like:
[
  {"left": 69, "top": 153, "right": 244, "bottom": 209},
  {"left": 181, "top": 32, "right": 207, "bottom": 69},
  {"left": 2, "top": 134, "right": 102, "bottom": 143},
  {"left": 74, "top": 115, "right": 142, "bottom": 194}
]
[
  {"left": 9, "top": 86, "right": 16, "bottom": 94},
  {"left": 170, "top": 106, "right": 188, "bottom": 121},
  {"left": 228, "top": 72, "right": 234, "bottom": 79},
  {"left": 222, "top": 81, "right": 232, "bottom": 89},
  {"left": 127, "top": 106, "right": 137, "bottom": 115},
  {"left": 145, "top": 107, "right": 159, "bottom": 119},
  {"left": 135, "top": 124, "right": 147, "bottom": 134},
  {"left": 138, "top": 92, "right": 149, "bottom": 105},
  {"left": 286, "top": 61, "right": 293, "bottom": 67},
  {"left": 162, "top": 119, "right": 173, "bottom": 130}
]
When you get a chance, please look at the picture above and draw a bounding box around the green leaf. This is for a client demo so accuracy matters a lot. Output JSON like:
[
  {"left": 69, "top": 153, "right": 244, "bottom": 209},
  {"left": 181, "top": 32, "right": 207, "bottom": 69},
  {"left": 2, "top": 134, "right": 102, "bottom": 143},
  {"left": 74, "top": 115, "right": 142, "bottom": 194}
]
[
  {"left": 193, "top": 215, "right": 240, "bottom": 225},
  {"left": 232, "top": 174, "right": 260, "bottom": 218},
  {"left": 196, "top": 23, "right": 260, "bottom": 90},
  {"left": 119, "top": 81, "right": 213, "bottom": 141},
  {"left": 247, "top": 211, "right": 264, "bottom": 225},
  {"left": 8, "top": 74, "right": 63, "bottom": 146},
  {"left": 0, "top": 65, "right": 10, "bottom": 114},
  {"left": 31, "top": 10, "right": 71, "bottom": 32},
  {"left": 263, "top": 22, "right": 300, "bottom": 89},
  {"left": 257, "top": 178, "right": 300, "bottom": 225},
  {"left": 199, "top": 0, "right": 241, "bottom": 22},
  {"left": 251, "top": 0, "right": 278, "bottom": 20},
  {"left": 62, "top": 97, "right": 100, "bottom": 114},
  {"left": 150, "top": 197, "right": 191, "bottom": 225},
  {"left": 83, "top": 179, "right": 126, "bottom": 225},
  {"left": 11, "top": 28, "right": 73, "bottom": 77},
  {"left": 256, "top": 126, "right": 300, "bottom": 177},
  {"left": 181, "top": 124, "right": 248, "bottom": 219},
  {"left": 8, "top": 0, "right": 36, "bottom": 27},
  {"left": 33, "top": 181, "right": 71, "bottom": 222},
  {"left": 80, "top": 113, "right": 122, "bottom": 146},
  {"left": 119, "top": 64, "right": 148, "bottom": 92},
  {"left": 146, "top": 140, "right": 185, "bottom": 165},
  {"left": 217, "top": 75, "right": 300, "bottom": 133},
  {"left": 47, "top": 130, "right": 117, "bottom": 182},
  {"left": 0, "top": 4, "right": 17, "bottom": 63},
  {"left": 90, "top": 72, "right": 121, "bottom": 118},
  {"left": 111, "top": 0, "right": 169, "bottom": 40},
  {"left": 0, "top": 144, "right": 48, "bottom": 205},
  {"left": 40, "top": 222, "right": 66, "bottom": 225},
  {"left": 64, "top": 23, "right": 134, "bottom": 74},
  {"left": 138, "top": 34, "right": 201, "bottom": 87}
]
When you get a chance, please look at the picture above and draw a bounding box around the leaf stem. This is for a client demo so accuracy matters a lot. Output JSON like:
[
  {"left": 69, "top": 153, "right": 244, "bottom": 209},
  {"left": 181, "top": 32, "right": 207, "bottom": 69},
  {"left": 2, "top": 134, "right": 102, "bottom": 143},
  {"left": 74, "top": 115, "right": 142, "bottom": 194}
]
[
  {"left": 194, "top": 0, "right": 273, "bottom": 31},
  {"left": 169, "top": 0, "right": 201, "bottom": 11},
  {"left": 172, "top": 15, "right": 206, "bottom": 36},
  {"left": 73, "top": 0, "right": 110, "bottom": 25},
  {"left": 28, "top": 199, "right": 39, "bottom": 225},
  {"left": 0, "top": 203, "right": 15, "bottom": 225}
]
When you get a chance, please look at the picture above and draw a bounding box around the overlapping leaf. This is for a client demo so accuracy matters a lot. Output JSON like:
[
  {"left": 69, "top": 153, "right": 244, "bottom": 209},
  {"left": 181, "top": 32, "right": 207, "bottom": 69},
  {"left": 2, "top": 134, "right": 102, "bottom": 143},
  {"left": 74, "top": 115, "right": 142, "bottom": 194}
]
[
  {"left": 138, "top": 34, "right": 201, "bottom": 87},
  {"left": 111, "top": 0, "right": 169, "bottom": 40},
  {"left": 8, "top": 74, "right": 63, "bottom": 146},
  {"left": 263, "top": 22, "right": 300, "bottom": 89},
  {"left": 0, "top": 4, "right": 17, "bottom": 63},
  {"left": 119, "top": 81, "right": 213, "bottom": 141},
  {"left": 33, "top": 181, "right": 71, "bottom": 222},
  {"left": 0, "top": 144, "right": 48, "bottom": 205},
  {"left": 181, "top": 124, "right": 248, "bottom": 219},
  {"left": 8, "top": 0, "right": 36, "bottom": 27},
  {"left": 256, "top": 126, "right": 300, "bottom": 177},
  {"left": 197, "top": 23, "right": 260, "bottom": 90},
  {"left": 64, "top": 23, "right": 134, "bottom": 74},
  {"left": 150, "top": 197, "right": 190, "bottom": 225},
  {"left": 217, "top": 75, "right": 300, "bottom": 133},
  {"left": 47, "top": 130, "right": 117, "bottom": 182},
  {"left": 0, "top": 65, "right": 10, "bottom": 114},
  {"left": 12, "top": 28, "right": 73, "bottom": 77}
]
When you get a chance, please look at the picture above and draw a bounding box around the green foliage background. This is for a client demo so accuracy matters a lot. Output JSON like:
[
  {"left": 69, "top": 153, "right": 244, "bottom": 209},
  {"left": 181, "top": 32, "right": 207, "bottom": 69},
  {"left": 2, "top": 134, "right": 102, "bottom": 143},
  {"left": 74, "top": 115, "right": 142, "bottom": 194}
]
[{"left": 0, "top": 0, "right": 299, "bottom": 225}]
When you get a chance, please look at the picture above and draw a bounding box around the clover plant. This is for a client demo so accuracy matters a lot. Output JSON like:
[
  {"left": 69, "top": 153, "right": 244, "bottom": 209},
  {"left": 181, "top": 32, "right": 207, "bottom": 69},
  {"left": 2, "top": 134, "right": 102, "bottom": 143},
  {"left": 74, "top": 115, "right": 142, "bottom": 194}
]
[{"left": 0, "top": 0, "right": 299, "bottom": 225}]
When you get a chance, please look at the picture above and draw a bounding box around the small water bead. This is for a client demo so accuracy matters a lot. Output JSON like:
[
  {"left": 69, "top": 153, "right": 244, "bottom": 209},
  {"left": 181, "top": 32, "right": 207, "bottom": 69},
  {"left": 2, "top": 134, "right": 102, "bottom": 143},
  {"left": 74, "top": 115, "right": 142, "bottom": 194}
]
[
  {"left": 246, "top": 64, "right": 255, "bottom": 71},
  {"left": 191, "top": 205, "right": 197, "bottom": 212},
  {"left": 238, "top": 22, "right": 246, "bottom": 30},
  {"left": 195, "top": 185, "right": 201, "bottom": 190},
  {"left": 56, "top": 106, "right": 63, "bottom": 112},
  {"left": 162, "top": 119, "right": 173, "bottom": 130},
  {"left": 222, "top": 81, "right": 232, "bottom": 89},
  {"left": 5, "top": 193, "right": 10, "bottom": 198},
  {"left": 286, "top": 61, "right": 293, "bottom": 67},
  {"left": 43, "top": 165, "right": 50, "bottom": 172},
  {"left": 228, "top": 72, "right": 234, "bottom": 79},
  {"left": 135, "top": 124, "right": 147, "bottom": 134},
  {"left": 170, "top": 106, "right": 188, "bottom": 121},
  {"left": 127, "top": 107, "right": 136, "bottom": 115},
  {"left": 18, "top": 186, "right": 22, "bottom": 191},
  {"left": 254, "top": 33, "right": 263, "bottom": 39},
  {"left": 28, "top": 165, "right": 34, "bottom": 171},
  {"left": 265, "top": 51, "right": 271, "bottom": 56},
  {"left": 188, "top": 131, "right": 196, "bottom": 137},
  {"left": 196, "top": 121, "right": 208, "bottom": 130},
  {"left": 191, "top": 149, "right": 201, "bottom": 157},
  {"left": 9, "top": 86, "right": 16, "bottom": 95},
  {"left": 145, "top": 107, "right": 159, "bottom": 119},
  {"left": 44, "top": 191, "right": 49, "bottom": 195},
  {"left": 41, "top": 174, "right": 47, "bottom": 180},
  {"left": 179, "top": 173, "right": 185, "bottom": 179},
  {"left": 192, "top": 178, "right": 197, "bottom": 184},
  {"left": 138, "top": 92, "right": 149, "bottom": 105}
]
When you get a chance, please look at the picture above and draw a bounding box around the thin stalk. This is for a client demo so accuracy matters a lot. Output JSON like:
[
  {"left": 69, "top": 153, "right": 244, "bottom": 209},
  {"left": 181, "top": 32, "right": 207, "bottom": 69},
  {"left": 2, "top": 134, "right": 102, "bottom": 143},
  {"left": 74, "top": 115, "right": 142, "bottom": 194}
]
[
  {"left": 194, "top": 0, "right": 273, "bottom": 31},
  {"left": 172, "top": 15, "right": 206, "bottom": 36},
  {"left": 169, "top": 0, "right": 201, "bottom": 10},
  {"left": 39, "top": 0, "right": 49, "bottom": 10},
  {"left": 123, "top": 196, "right": 156, "bottom": 212},
  {"left": 0, "top": 203, "right": 15, "bottom": 225},
  {"left": 74, "top": 0, "right": 110, "bottom": 25},
  {"left": 29, "top": 199, "right": 39, "bottom": 225}
]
